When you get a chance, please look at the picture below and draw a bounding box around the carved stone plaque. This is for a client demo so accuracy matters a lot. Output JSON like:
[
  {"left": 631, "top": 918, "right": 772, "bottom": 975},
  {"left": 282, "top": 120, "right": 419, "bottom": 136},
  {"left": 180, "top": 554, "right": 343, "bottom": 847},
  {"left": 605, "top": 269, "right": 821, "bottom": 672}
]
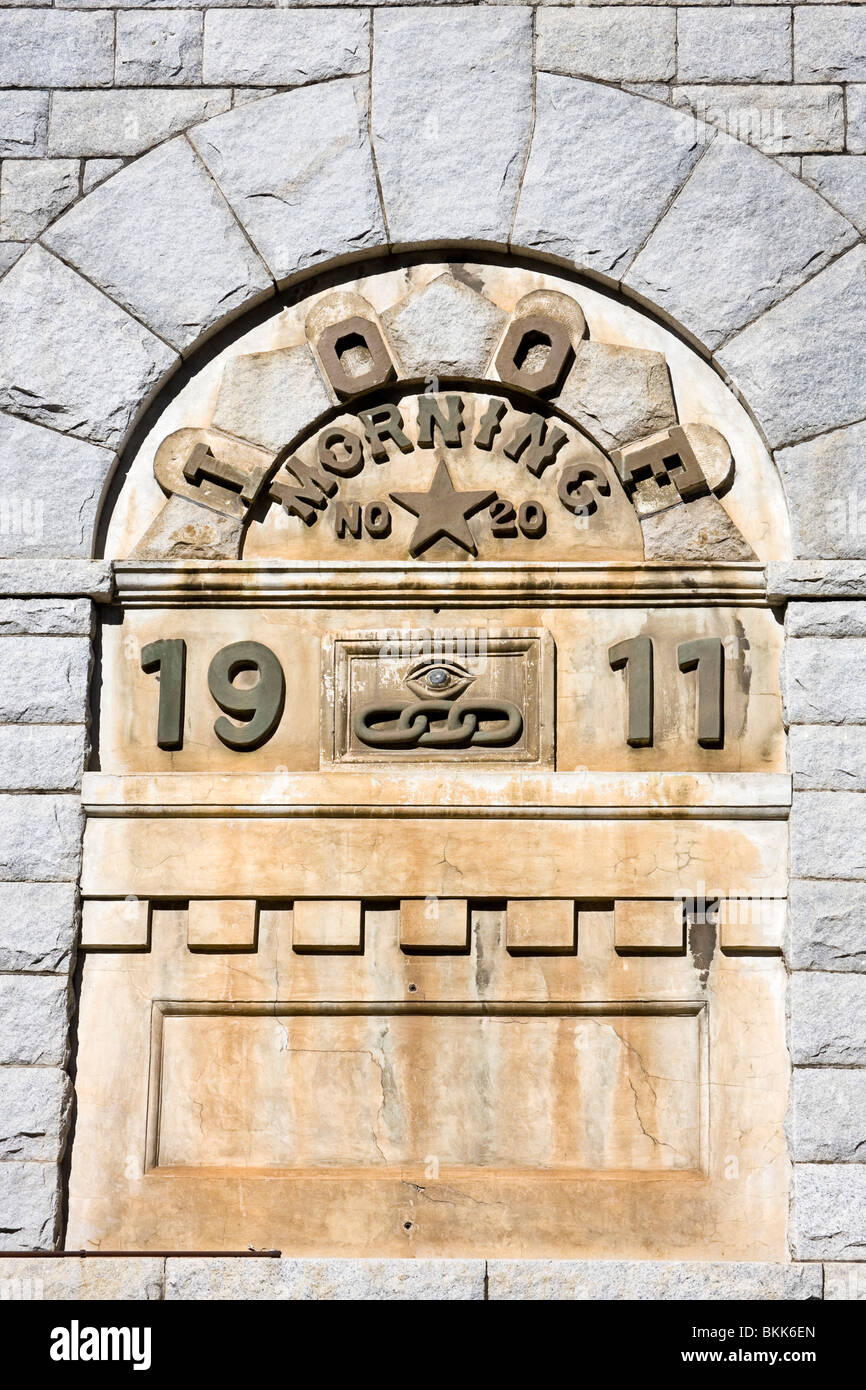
[{"left": 322, "top": 629, "right": 555, "bottom": 766}]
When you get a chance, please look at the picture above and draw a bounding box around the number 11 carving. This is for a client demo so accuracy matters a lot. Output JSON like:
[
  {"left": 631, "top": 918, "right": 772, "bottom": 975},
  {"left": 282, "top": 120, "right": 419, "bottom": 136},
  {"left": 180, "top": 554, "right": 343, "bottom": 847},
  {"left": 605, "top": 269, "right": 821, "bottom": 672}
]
[{"left": 608, "top": 636, "right": 725, "bottom": 748}]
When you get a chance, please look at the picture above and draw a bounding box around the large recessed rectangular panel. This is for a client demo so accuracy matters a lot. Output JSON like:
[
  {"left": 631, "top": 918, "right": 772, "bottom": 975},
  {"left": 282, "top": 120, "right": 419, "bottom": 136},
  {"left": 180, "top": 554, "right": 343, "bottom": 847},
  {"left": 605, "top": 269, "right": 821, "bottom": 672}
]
[{"left": 151, "top": 1004, "right": 705, "bottom": 1174}]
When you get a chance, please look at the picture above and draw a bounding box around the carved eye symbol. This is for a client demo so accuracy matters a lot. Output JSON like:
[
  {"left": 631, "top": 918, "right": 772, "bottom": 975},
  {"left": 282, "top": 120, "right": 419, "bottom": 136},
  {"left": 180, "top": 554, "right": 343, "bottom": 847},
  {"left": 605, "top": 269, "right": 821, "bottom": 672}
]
[{"left": 405, "top": 660, "right": 474, "bottom": 700}]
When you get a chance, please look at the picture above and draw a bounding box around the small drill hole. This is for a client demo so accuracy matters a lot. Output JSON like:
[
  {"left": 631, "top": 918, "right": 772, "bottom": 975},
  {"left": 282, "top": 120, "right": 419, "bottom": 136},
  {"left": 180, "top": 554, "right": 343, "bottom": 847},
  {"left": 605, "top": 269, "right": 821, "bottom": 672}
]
[
  {"left": 408, "top": 983, "right": 417, "bottom": 993},
  {"left": 403, "top": 1221, "right": 413, "bottom": 1231}
]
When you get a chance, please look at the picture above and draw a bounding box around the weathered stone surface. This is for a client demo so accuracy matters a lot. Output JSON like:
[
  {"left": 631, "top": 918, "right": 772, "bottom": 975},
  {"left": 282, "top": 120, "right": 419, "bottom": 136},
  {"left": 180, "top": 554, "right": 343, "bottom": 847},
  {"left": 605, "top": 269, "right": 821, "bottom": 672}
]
[
  {"left": 824, "top": 1263, "right": 866, "bottom": 1300},
  {"left": 487, "top": 1261, "right": 822, "bottom": 1300},
  {"left": 0, "top": 91, "right": 48, "bottom": 158},
  {"left": 166, "top": 1257, "right": 486, "bottom": 1300},
  {"left": 81, "top": 159, "right": 124, "bottom": 196},
  {"left": 784, "top": 638, "right": 866, "bottom": 724},
  {"left": 557, "top": 342, "right": 676, "bottom": 452},
  {"left": 626, "top": 135, "right": 856, "bottom": 349},
  {"left": 372, "top": 9, "right": 532, "bottom": 248},
  {"left": 514, "top": 76, "right": 702, "bottom": 279},
  {"left": 0, "top": 159, "right": 79, "bottom": 241},
  {"left": 130, "top": 495, "right": 243, "bottom": 561},
  {"left": 0, "top": 636, "right": 90, "bottom": 723},
  {"left": 0, "top": 795, "right": 83, "bottom": 881},
  {"left": 0, "top": 599, "right": 91, "bottom": 637},
  {"left": 793, "top": 1166, "right": 866, "bottom": 1259},
  {"left": 0, "top": 726, "right": 87, "bottom": 791},
  {"left": 0, "top": 244, "right": 22, "bottom": 279},
  {"left": 212, "top": 344, "right": 330, "bottom": 452},
  {"left": 849, "top": 85, "right": 866, "bottom": 155},
  {"left": 641, "top": 495, "right": 756, "bottom": 561},
  {"left": 536, "top": 8, "right": 675, "bottom": 83},
  {"left": 790, "top": 972, "right": 866, "bottom": 1064},
  {"left": 0, "top": 1067, "right": 72, "bottom": 1161},
  {"left": 0, "top": 247, "right": 177, "bottom": 449},
  {"left": 44, "top": 139, "right": 273, "bottom": 353},
  {"left": 49, "top": 89, "right": 232, "bottom": 158},
  {"left": 0, "top": 881, "right": 78, "bottom": 973},
  {"left": 768, "top": 561, "right": 866, "bottom": 602},
  {"left": 790, "top": 726, "right": 866, "bottom": 790},
  {"left": 674, "top": 84, "right": 844, "bottom": 156},
  {"left": 778, "top": 419, "right": 866, "bottom": 560},
  {"left": 383, "top": 275, "right": 507, "bottom": 380},
  {"left": 0, "top": 412, "right": 115, "bottom": 559},
  {"left": 116, "top": 9, "right": 202, "bottom": 86},
  {"left": 802, "top": 155, "right": 866, "bottom": 234},
  {"left": 190, "top": 81, "right": 384, "bottom": 285},
  {"left": 203, "top": 9, "right": 368, "bottom": 86},
  {"left": 791, "top": 792, "right": 866, "bottom": 879},
  {"left": 0, "top": 1161, "right": 60, "bottom": 1250},
  {"left": 787, "top": 601, "right": 866, "bottom": 639},
  {"left": 792, "top": 1069, "right": 866, "bottom": 1161},
  {"left": 0, "top": 11, "right": 113, "bottom": 87},
  {"left": 679, "top": 7, "right": 791, "bottom": 83},
  {"left": 795, "top": 8, "right": 866, "bottom": 82},
  {"left": 0, "top": 975, "right": 69, "bottom": 1066},
  {"left": 0, "top": 1256, "right": 164, "bottom": 1300},
  {"left": 0, "top": 560, "right": 112, "bottom": 598},
  {"left": 717, "top": 246, "right": 866, "bottom": 449}
]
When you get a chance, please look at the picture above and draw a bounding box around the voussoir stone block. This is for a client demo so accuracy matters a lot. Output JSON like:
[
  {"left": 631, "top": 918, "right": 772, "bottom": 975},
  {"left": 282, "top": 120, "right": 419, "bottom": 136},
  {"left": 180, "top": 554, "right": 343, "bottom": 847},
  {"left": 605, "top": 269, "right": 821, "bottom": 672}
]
[
  {"left": 625, "top": 135, "right": 856, "bottom": 350},
  {"left": 372, "top": 8, "right": 532, "bottom": 248},
  {"left": 0, "top": 411, "right": 115, "bottom": 559},
  {"left": 514, "top": 76, "right": 703, "bottom": 281},
  {"left": 0, "top": 1256, "right": 164, "bottom": 1301},
  {"left": 0, "top": 975, "right": 69, "bottom": 1066},
  {"left": 557, "top": 341, "right": 676, "bottom": 453},
  {"left": 0, "top": 1066, "right": 72, "bottom": 1161},
  {"left": 0, "top": 1161, "right": 61, "bottom": 1251},
  {"left": 190, "top": 80, "right": 385, "bottom": 286},
  {"left": 717, "top": 246, "right": 866, "bottom": 450},
  {"left": 0, "top": 247, "right": 177, "bottom": 450},
  {"left": 166, "top": 1257, "right": 486, "bottom": 1301},
  {"left": 203, "top": 9, "right": 368, "bottom": 87},
  {"left": 0, "top": 882, "right": 78, "bottom": 973},
  {"left": 0, "top": 795, "right": 83, "bottom": 882},
  {"left": 44, "top": 139, "right": 273, "bottom": 354},
  {"left": 783, "top": 638, "right": 866, "bottom": 724},
  {"left": 789, "top": 726, "right": 866, "bottom": 790},
  {"left": 778, "top": 420, "right": 866, "bottom": 560},
  {"left": 793, "top": 1165, "right": 866, "bottom": 1260},
  {"left": 487, "top": 1260, "right": 822, "bottom": 1301},
  {"left": 790, "top": 972, "right": 866, "bottom": 1065},
  {"left": 792, "top": 1069, "right": 866, "bottom": 1162},
  {"left": 0, "top": 635, "right": 90, "bottom": 723},
  {"left": 791, "top": 792, "right": 866, "bottom": 880},
  {"left": 0, "top": 726, "right": 87, "bottom": 791}
]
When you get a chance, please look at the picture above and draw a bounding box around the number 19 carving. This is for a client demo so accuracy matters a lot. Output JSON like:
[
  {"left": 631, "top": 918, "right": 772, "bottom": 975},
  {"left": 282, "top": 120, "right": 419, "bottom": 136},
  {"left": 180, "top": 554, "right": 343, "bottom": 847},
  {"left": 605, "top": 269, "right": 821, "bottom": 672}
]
[{"left": 141, "top": 640, "right": 286, "bottom": 751}]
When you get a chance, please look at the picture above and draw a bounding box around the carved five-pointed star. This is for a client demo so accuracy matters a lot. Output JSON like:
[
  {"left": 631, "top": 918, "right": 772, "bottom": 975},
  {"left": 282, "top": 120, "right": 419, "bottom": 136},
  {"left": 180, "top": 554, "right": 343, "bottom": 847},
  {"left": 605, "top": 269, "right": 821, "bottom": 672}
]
[{"left": 390, "top": 460, "right": 496, "bottom": 557}]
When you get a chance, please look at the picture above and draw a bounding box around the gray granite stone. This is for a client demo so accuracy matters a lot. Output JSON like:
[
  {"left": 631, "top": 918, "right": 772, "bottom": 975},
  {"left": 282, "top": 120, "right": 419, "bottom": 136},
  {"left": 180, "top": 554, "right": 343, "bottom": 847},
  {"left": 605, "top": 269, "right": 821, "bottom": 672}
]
[
  {"left": 640, "top": 494, "right": 756, "bottom": 561},
  {"left": 536, "top": 8, "right": 675, "bottom": 83},
  {"left": 49, "top": 89, "right": 232, "bottom": 158},
  {"left": 0, "top": 412, "right": 115, "bottom": 560},
  {"left": 382, "top": 274, "right": 507, "bottom": 381},
  {"left": 0, "top": 11, "right": 113, "bottom": 88},
  {"left": 0, "top": 1161, "right": 60, "bottom": 1250},
  {"left": 791, "top": 792, "right": 866, "bottom": 879},
  {"left": 202, "top": 9, "right": 368, "bottom": 86},
  {"left": 717, "top": 247, "right": 866, "bottom": 450},
  {"left": 0, "top": 91, "right": 48, "bottom": 158},
  {"left": 514, "top": 75, "right": 703, "bottom": 280},
  {"left": 791, "top": 972, "right": 866, "bottom": 1065},
  {"left": 0, "top": 244, "right": 23, "bottom": 279},
  {"left": 0, "top": 1067, "right": 72, "bottom": 1161},
  {"left": 557, "top": 341, "right": 676, "bottom": 452},
  {"left": 678, "top": 7, "right": 792, "bottom": 83},
  {"left": 788, "top": 879, "right": 866, "bottom": 972},
  {"left": 0, "top": 160, "right": 78, "bottom": 241},
  {"left": 116, "top": 9, "right": 203, "bottom": 86},
  {"left": 790, "top": 726, "right": 866, "bottom": 789},
  {"left": 673, "top": 84, "right": 844, "bottom": 156},
  {"left": 372, "top": 8, "right": 532, "bottom": 248},
  {"left": 190, "top": 80, "right": 384, "bottom": 285},
  {"left": 849, "top": 85, "right": 866, "bottom": 155},
  {"left": 795, "top": 7, "right": 866, "bottom": 82},
  {"left": 0, "top": 636, "right": 90, "bottom": 723},
  {"left": 0, "top": 726, "right": 86, "bottom": 791},
  {"left": 0, "top": 794, "right": 83, "bottom": 881},
  {"left": 487, "top": 1260, "right": 822, "bottom": 1300},
  {"left": 44, "top": 138, "right": 273, "bottom": 354},
  {"left": 0, "top": 600, "right": 91, "bottom": 636},
  {"left": 81, "top": 159, "right": 124, "bottom": 196},
  {"left": 0, "top": 975, "right": 69, "bottom": 1066},
  {"left": 802, "top": 156, "right": 866, "bottom": 234},
  {"left": 166, "top": 1257, "right": 486, "bottom": 1300},
  {"left": 787, "top": 602, "right": 866, "bottom": 638},
  {"left": 768, "top": 562, "right": 866, "bottom": 602},
  {"left": 792, "top": 1069, "right": 866, "bottom": 1161},
  {"left": 626, "top": 134, "right": 856, "bottom": 350},
  {"left": 778, "top": 420, "right": 866, "bottom": 560},
  {"left": 0, "top": 1256, "right": 165, "bottom": 1300},
  {"left": 212, "top": 344, "right": 330, "bottom": 453},
  {"left": 0, "top": 882, "right": 78, "bottom": 973},
  {"left": 793, "top": 1165, "right": 866, "bottom": 1259},
  {"left": 0, "top": 560, "right": 113, "bottom": 597},
  {"left": 0, "top": 247, "right": 176, "bottom": 450},
  {"left": 784, "top": 638, "right": 866, "bottom": 724}
]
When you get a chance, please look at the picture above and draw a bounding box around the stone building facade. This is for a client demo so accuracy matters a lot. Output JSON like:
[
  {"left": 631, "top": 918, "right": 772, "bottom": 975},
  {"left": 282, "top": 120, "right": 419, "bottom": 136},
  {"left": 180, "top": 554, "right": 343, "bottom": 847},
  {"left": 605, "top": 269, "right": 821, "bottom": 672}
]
[{"left": 0, "top": 2, "right": 865, "bottom": 1301}]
